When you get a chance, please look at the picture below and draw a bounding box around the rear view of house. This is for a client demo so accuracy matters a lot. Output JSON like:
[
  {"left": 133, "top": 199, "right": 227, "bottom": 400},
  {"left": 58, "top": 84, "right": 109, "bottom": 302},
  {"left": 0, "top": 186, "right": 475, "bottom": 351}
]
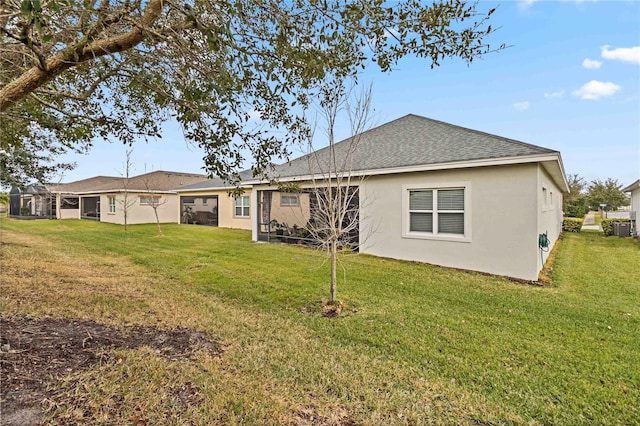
[{"left": 248, "top": 115, "right": 569, "bottom": 281}]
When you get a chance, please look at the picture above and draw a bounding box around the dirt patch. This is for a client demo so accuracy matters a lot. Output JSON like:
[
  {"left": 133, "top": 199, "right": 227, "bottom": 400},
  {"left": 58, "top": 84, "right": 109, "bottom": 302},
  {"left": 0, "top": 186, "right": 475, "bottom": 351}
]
[{"left": 0, "top": 316, "right": 221, "bottom": 426}]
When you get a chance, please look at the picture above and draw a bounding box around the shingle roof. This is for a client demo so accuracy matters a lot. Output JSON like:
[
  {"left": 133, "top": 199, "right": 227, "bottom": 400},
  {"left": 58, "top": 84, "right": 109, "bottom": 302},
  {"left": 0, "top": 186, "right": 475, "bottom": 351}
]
[
  {"left": 272, "top": 114, "right": 558, "bottom": 179},
  {"left": 48, "top": 171, "right": 207, "bottom": 193},
  {"left": 178, "top": 170, "right": 254, "bottom": 191}
]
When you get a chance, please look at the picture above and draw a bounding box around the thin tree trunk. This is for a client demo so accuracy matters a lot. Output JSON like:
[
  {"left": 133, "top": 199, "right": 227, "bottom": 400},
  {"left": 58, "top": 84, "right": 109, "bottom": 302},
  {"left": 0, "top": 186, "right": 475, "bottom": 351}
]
[
  {"left": 330, "top": 238, "right": 337, "bottom": 303},
  {"left": 153, "top": 207, "right": 162, "bottom": 235}
]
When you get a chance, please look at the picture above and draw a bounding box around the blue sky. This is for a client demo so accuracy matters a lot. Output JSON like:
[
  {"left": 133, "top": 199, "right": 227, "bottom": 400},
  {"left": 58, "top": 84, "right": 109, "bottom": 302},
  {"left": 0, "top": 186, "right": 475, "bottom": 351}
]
[{"left": 61, "top": 0, "right": 640, "bottom": 187}]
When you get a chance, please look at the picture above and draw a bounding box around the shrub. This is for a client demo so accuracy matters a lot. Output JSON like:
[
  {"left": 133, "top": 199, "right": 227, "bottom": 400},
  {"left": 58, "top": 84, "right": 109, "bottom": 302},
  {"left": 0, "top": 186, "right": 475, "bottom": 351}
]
[
  {"left": 601, "top": 218, "right": 630, "bottom": 237},
  {"left": 564, "top": 200, "right": 589, "bottom": 218},
  {"left": 563, "top": 218, "right": 583, "bottom": 233}
]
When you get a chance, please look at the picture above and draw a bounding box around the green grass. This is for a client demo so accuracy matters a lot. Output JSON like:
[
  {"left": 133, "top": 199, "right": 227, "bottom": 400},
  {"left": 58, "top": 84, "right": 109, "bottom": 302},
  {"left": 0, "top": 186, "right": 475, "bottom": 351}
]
[
  {"left": 593, "top": 212, "right": 603, "bottom": 226},
  {"left": 1, "top": 218, "right": 639, "bottom": 424}
]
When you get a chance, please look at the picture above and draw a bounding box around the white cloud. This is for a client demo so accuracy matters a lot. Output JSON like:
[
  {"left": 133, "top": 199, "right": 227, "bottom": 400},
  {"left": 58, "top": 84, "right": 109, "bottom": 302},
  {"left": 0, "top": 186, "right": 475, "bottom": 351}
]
[
  {"left": 572, "top": 80, "right": 621, "bottom": 100},
  {"left": 518, "top": 0, "right": 540, "bottom": 9},
  {"left": 582, "top": 58, "right": 602, "bottom": 69},
  {"left": 601, "top": 45, "right": 640, "bottom": 65},
  {"left": 544, "top": 90, "right": 565, "bottom": 99},
  {"left": 513, "top": 101, "right": 530, "bottom": 111}
]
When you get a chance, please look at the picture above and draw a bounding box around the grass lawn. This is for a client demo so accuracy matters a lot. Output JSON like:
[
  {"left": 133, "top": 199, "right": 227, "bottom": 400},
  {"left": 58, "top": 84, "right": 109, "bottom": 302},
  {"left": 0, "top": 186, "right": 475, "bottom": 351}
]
[{"left": 1, "top": 218, "right": 639, "bottom": 424}]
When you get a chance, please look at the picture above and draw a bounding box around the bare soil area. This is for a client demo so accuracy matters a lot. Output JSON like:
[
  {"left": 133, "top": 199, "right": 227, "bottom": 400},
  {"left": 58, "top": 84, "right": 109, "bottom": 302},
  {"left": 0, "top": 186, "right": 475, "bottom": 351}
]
[{"left": 0, "top": 316, "right": 221, "bottom": 426}]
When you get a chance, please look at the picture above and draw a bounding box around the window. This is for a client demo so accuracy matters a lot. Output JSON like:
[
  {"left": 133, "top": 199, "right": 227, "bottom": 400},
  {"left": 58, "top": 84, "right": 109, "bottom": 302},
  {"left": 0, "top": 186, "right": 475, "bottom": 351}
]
[
  {"left": 108, "top": 196, "right": 116, "bottom": 213},
  {"left": 235, "top": 195, "right": 250, "bottom": 217},
  {"left": 407, "top": 187, "right": 465, "bottom": 236},
  {"left": 202, "top": 198, "right": 208, "bottom": 205},
  {"left": 182, "top": 197, "right": 195, "bottom": 204},
  {"left": 140, "top": 196, "right": 160, "bottom": 205},
  {"left": 280, "top": 194, "right": 299, "bottom": 207}
]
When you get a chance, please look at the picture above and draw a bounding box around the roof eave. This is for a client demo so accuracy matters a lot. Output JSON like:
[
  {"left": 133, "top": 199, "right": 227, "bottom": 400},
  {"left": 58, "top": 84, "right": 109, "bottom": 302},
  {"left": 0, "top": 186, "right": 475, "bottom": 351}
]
[
  {"left": 621, "top": 179, "right": 640, "bottom": 193},
  {"left": 252, "top": 153, "right": 568, "bottom": 188}
]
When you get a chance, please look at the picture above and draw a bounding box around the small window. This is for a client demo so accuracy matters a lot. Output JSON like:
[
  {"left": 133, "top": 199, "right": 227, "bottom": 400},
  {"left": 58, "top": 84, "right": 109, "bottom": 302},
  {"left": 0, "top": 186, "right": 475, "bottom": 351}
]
[
  {"left": 202, "top": 198, "right": 208, "bottom": 205},
  {"left": 408, "top": 188, "right": 464, "bottom": 235},
  {"left": 108, "top": 196, "right": 116, "bottom": 213},
  {"left": 182, "top": 197, "right": 195, "bottom": 204},
  {"left": 235, "top": 195, "right": 250, "bottom": 217},
  {"left": 281, "top": 194, "right": 299, "bottom": 207},
  {"left": 140, "top": 196, "right": 161, "bottom": 205}
]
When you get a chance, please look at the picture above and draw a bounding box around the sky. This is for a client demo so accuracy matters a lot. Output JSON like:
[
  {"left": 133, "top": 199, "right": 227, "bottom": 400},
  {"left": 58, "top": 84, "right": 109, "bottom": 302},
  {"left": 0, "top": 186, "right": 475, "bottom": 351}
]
[{"left": 59, "top": 0, "right": 640, "bottom": 187}]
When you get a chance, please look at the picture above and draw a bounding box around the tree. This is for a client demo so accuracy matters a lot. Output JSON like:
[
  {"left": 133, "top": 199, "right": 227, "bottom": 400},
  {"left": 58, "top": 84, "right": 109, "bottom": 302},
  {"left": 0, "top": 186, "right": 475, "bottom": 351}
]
[
  {"left": 119, "top": 148, "right": 137, "bottom": 231},
  {"left": 1, "top": 0, "right": 502, "bottom": 187},
  {"left": 141, "top": 170, "right": 168, "bottom": 236},
  {"left": 587, "top": 178, "right": 629, "bottom": 211},
  {"left": 0, "top": 192, "right": 8, "bottom": 212},
  {"left": 563, "top": 173, "right": 589, "bottom": 218},
  {"left": 301, "top": 79, "right": 374, "bottom": 306}
]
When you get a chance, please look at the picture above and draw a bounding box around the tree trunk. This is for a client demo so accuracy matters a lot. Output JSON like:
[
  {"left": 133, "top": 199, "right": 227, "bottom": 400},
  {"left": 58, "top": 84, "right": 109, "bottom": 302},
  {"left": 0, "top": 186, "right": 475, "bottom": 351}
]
[
  {"left": 153, "top": 207, "right": 162, "bottom": 235},
  {"left": 329, "top": 238, "right": 337, "bottom": 303}
]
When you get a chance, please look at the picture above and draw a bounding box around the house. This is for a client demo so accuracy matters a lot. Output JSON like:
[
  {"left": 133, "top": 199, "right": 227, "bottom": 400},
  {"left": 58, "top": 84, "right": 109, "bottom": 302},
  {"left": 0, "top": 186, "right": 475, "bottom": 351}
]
[
  {"left": 621, "top": 179, "right": 639, "bottom": 237},
  {"left": 174, "top": 171, "right": 254, "bottom": 229},
  {"left": 10, "top": 171, "right": 207, "bottom": 224},
  {"left": 245, "top": 114, "right": 568, "bottom": 281},
  {"left": 8, "top": 184, "right": 54, "bottom": 218}
]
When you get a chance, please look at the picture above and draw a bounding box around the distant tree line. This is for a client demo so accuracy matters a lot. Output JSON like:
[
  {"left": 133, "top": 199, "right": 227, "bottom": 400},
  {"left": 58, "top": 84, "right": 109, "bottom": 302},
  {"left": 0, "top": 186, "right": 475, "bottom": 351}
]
[{"left": 563, "top": 175, "right": 629, "bottom": 218}]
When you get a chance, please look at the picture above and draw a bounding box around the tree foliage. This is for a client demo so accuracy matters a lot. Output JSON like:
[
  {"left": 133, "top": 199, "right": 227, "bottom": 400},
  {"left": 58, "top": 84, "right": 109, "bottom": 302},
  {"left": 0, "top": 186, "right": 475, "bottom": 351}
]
[
  {"left": 587, "top": 178, "right": 629, "bottom": 211},
  {"left": 1, "top": 0, "right": 501, "bottom": 187},
  {"left": 563, "top": 173, "right": 589, "bottom": 218}
]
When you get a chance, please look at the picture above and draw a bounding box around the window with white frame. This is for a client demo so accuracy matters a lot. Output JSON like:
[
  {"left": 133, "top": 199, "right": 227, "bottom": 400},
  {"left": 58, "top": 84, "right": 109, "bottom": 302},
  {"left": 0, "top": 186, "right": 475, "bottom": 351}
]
[
  {"left": 140, "top": 196, "right": 160, "bottom": 205},
  {"left": 280, "top": 194, "right": 299, "bottom": 207},
  {"left": 235, "top": 195, "right": 250, "bottom": 217},
  {"left": 408, "top": 188, "right": 465, "bottom": 235},
  {"left": 108, "top": 196, "right": 116, "bottom": 213}
]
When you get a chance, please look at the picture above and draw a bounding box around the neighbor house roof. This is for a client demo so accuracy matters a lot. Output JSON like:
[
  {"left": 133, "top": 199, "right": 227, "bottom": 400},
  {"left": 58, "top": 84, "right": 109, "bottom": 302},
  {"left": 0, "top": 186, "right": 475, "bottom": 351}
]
[
  {"left": 622, "top": 179, "right": 640, "bottom": 193},
  {"left": 253, "top": 114, "right": 568, "bottom": 191},
  {"left": 49, "top": 171, "right": 207, "bottom": 194},
  {"left": 177, "top": 170, "right": 254, "bottom": 192}
]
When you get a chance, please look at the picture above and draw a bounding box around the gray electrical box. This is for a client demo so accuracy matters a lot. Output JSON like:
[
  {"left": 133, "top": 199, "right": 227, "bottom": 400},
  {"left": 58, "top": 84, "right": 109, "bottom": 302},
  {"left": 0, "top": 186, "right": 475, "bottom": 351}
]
[{"left": 614, "top": 222, "right": 630, "bottom": 237}]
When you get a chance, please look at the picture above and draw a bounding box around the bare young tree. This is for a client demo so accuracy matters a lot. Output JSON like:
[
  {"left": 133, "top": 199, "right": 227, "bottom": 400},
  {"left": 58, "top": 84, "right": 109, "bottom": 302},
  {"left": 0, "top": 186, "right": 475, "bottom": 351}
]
[
  {"left": 119, "top": 148, "right": 137, "bottom": 231},
  {"left": 303, "top": 80, "right": 375, "bottom": 306},
  {"left": 141, "top": 170, "right": 168, "bottom": 236}
]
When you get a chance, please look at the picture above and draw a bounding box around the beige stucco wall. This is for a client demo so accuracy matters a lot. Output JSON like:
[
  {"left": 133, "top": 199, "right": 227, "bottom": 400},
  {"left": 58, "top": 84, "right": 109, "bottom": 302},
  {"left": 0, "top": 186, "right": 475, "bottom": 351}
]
[
  {"left": 359, "top": 164, "right": 543, "bottom": 281},
  {"left": 268, "top": 192, "right": 311, "bottom": 229},
  {"left": 630, "top": 188, "right": 640, "bottom": 218},
  {"left": 99, "top": 193, "right": 180, "bottom": 225},
  {"left": 536, "top": 165, "right": 564, "bottom": 272},
  {"left": 59, "top": 208, "right": 79, "bottom": 219},
  {"left": 176, "top": 189, "right": 253, "bottom": 230}
]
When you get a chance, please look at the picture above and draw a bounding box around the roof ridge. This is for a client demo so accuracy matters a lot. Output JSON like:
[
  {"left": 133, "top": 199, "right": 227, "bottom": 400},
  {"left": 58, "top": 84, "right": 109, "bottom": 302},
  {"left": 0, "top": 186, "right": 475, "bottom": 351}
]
[{"left": 408, "top": 114, "right": 557, "bottom": 154}]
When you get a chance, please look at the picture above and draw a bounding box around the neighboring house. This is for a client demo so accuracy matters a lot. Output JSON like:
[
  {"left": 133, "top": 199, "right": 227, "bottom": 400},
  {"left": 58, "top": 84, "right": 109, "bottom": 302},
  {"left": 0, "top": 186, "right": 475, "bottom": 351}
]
[
  {"left": 10, "top": 171, "right": 206, "bottom": 224},
  {"left": 621, "top": 179, "right": 639, "bottom": 237},
  {"left": 175, "top": 171, "right": 254, "bottom": 230},
  {"left": 8, "top": 184, "right": 54, "bottom": 218},
  {"left": 244, "top": 114, "right": 568, "bottom": 281}
]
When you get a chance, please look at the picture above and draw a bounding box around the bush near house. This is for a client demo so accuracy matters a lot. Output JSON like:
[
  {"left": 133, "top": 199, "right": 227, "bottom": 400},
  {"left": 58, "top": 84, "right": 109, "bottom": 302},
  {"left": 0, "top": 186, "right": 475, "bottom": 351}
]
[
  {"left": 562, "top": 217, "right": 583, "bottom": 232},
  {"left": 601, "top": 218, "right": 630, "bottom": 237}
]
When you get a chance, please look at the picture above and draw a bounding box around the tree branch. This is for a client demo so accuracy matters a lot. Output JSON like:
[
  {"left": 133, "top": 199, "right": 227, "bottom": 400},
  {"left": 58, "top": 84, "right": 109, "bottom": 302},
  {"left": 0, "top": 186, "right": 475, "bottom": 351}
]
[{"left": 0, "top": 0, "right": 164, "bottom": 112}]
